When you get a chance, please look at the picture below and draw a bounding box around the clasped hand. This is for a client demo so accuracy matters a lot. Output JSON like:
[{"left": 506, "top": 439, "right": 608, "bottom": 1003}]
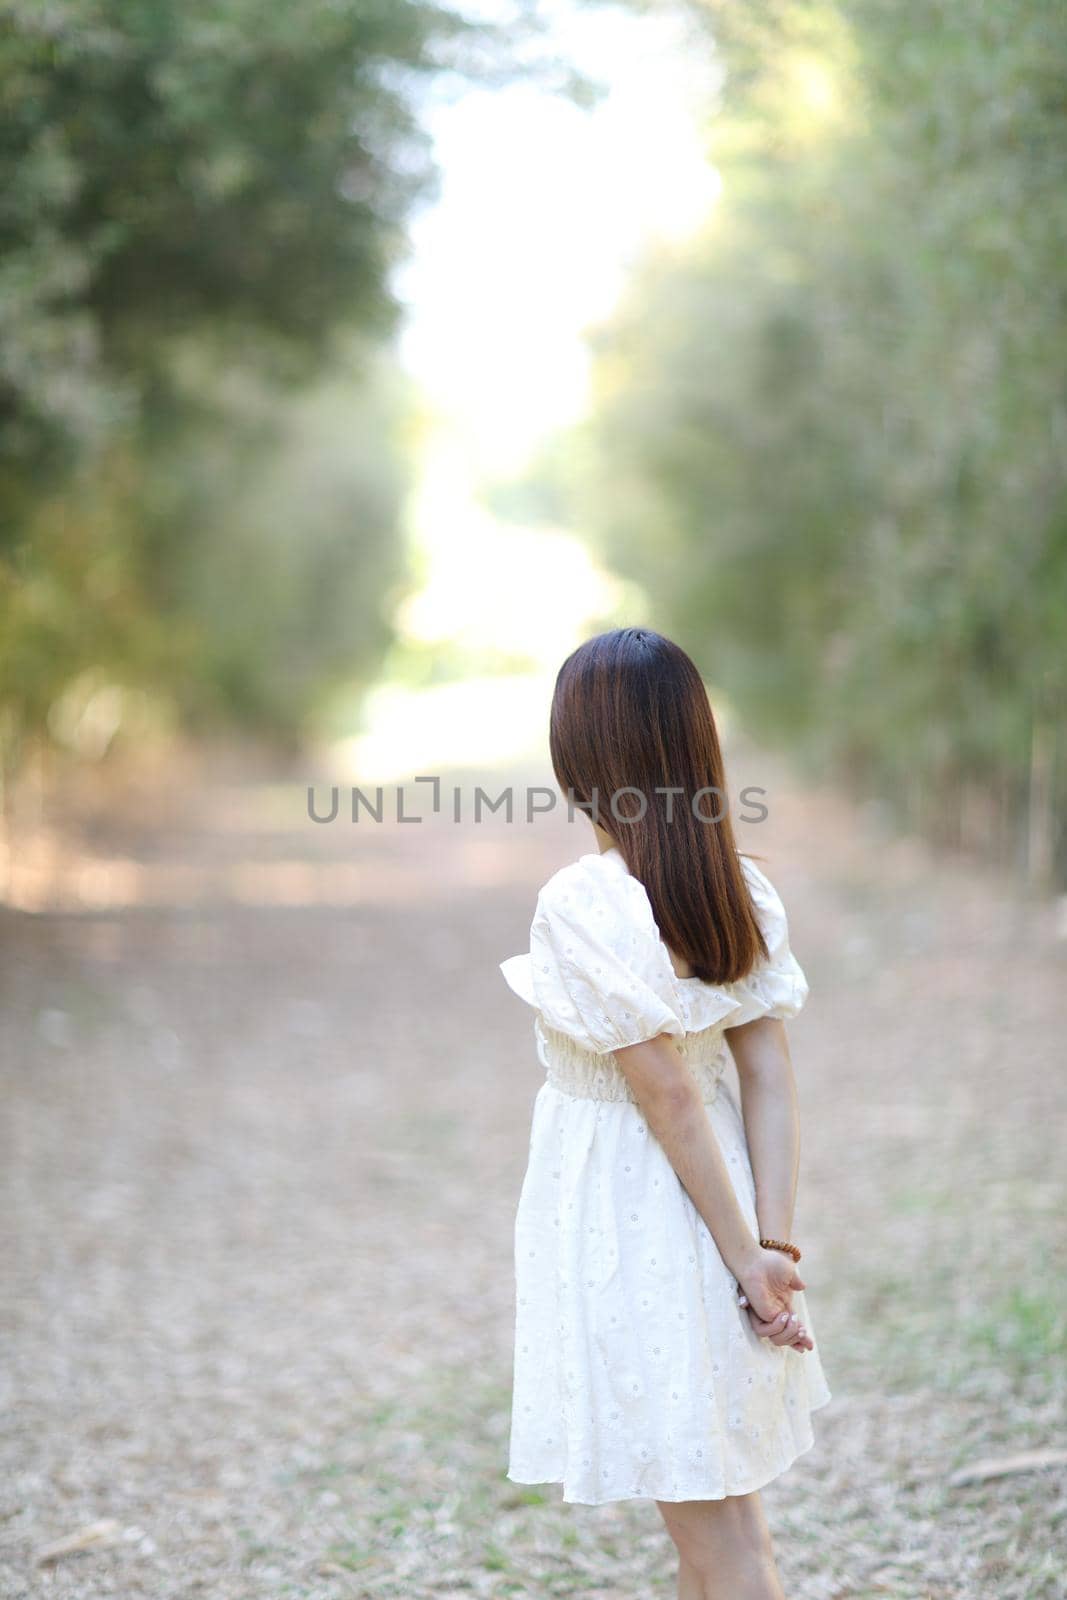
[{"left": 735, "top": 1246, "right": 813, "bottom": 1352}]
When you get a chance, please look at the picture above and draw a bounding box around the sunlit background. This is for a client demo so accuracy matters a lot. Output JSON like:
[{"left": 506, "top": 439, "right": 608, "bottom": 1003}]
[{"left": 346, "top": 2, "right": 721, "bottom": 782}]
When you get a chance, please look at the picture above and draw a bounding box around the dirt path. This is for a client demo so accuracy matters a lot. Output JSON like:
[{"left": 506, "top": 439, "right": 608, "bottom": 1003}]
[{"left": 2, "top": 736, "right": 1065, "bottom": 1599}]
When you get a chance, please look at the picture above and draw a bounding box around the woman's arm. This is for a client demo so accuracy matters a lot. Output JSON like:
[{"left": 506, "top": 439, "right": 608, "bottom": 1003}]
[
  {"left": 611, "top": 1034, "right": 807, "bottom": 1338},
  {"left": 724, "top": 1016, "right": 800, "bottom": 1243}
]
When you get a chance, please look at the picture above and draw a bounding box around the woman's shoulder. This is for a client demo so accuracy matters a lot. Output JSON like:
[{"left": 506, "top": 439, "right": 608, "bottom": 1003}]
[
  {"left": 736, "top": 850, "right": 791, "bottom": 934},
  {"left": 523, "top": 848, "right": 686, "bottom": 1054},
  {"left": 533, "top": 845, "right": 794, "bottom": 960},
  {"left": 536, "top": 845, "right": 775, "bottom": 920},
  {"left": 737, "top": 850, "right": 774, "bottom": 884},
  {"left": 534, "top": 848, "right": 642, "bottom": 929}
]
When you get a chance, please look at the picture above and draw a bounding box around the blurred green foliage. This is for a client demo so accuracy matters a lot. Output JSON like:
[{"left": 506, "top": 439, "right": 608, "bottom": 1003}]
[
  {"left": 571, "top": 0, "right": 1067, "bottom": 883},
  {"left": 0, "top": 0, "right": 570, "bottom": 783}
]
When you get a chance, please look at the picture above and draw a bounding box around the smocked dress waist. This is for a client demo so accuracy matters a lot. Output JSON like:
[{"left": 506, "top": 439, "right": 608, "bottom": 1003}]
[{"left": 535, "top": 1016, "right": 729, "bottom": 1105}]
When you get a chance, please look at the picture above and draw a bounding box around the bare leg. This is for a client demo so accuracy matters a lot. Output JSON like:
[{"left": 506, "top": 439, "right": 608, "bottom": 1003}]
[
  {"left": 676, "top": 1555, "right": 704, "bottom": 1600},
  {"left": 657, "top": 1490, "right": 787, "bottom": 1600}
]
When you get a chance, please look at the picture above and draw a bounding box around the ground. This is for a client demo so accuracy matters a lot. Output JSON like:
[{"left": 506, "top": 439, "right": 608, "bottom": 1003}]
[{"left": 1, "top": 733, "right": 1065, "bottom": 1599}]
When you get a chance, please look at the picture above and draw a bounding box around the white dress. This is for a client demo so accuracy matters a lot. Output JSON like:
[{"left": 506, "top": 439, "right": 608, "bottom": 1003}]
[{"left": 499, "top": 845, "right": 832, "bottom": 1506}]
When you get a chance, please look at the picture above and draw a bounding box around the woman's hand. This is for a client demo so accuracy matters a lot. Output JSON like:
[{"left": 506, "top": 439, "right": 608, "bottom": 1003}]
[
  {"left": 735, "top": 1246, "right": 812, "bottom": 1349},
  {"left": 738, "top": 1296, "right": 813, "bottom": 1351}
]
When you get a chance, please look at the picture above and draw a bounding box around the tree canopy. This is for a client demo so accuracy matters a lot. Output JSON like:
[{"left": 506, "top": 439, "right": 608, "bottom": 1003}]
[
  {"left": 571, "top": 0, "right": 1067, "bottom": 883},
  {"left": 0, "top": 0, "right": 566, "bottom": 780}
]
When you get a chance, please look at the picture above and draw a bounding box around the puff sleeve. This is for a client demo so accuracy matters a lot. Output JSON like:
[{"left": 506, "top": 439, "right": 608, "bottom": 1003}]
[
  {"left": 525, "top": 860, "right": 686, "bottom": 1056},
  {"left": 724, "top": 856, "right": 810, "bottom": 1027}
]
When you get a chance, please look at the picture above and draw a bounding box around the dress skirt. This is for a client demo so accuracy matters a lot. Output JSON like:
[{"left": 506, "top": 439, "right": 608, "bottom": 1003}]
[{"left": 507, "top": 1072, "right": 833, "bottom": 1506}]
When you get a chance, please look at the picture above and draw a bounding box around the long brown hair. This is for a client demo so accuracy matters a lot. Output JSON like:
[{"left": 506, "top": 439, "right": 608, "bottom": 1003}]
[{"left": 548, "top": 627, "right": 768, "bottom": 984}]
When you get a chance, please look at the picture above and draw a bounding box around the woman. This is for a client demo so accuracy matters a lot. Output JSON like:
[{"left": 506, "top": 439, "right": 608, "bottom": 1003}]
[{"left": 499, "top": 627, "right": 832, "bottom": 1600}]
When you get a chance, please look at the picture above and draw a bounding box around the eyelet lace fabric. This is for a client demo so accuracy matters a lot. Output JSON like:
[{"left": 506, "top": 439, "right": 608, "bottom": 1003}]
[{"left": 499, "top": 848, "right": 832, "bottom": 1505}]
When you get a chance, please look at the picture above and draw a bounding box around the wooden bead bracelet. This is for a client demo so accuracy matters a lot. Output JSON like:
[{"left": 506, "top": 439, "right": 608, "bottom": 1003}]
[{"left": 760, "top": 1236, "right": 802, "bottom": 1262}]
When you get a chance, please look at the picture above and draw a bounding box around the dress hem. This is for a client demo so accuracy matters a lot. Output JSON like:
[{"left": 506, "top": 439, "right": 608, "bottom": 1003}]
[{"left": 507, "top": 1388, "right": 834, "bottom": 1508}]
